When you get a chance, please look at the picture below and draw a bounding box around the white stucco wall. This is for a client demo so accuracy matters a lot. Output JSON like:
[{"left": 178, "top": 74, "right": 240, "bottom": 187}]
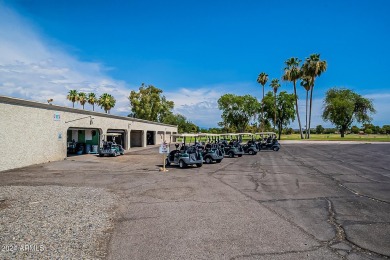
[{"left": 0, "top": 96, "right": 177, "bottom": 172}]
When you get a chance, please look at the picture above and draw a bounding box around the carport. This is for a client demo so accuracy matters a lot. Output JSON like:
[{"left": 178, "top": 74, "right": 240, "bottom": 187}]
[
  {"left": 147, "top": 131, "right": 156, "bottom": 145},
  {"left": 107, "top": 129, "right": 126, "bottom": 149},
  {"left": 130, "top": 130, "right": 143, "bottom": 147},
  {"left": 67, "top": 128, "right": 101, "bottom": 155}
]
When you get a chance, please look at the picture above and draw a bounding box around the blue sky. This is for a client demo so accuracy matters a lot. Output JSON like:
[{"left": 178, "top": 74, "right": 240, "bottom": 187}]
[{"left": 0, "top": 0, "right": 389, "bottom": 128}]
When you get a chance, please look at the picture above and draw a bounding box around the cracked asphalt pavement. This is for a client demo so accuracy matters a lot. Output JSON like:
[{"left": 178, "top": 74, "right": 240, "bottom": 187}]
[{"left": 1, "top": 143, "right": 389, "bottom": 259}]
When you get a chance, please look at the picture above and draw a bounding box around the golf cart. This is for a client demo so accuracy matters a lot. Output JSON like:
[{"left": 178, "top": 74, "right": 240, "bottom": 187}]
[
  {"left": 166, "top": 134, "right": 203, "bottom": 168},
  {"left": 255, "top": 132, "right": 281, "bottom": 151},
  {"left": 99, "top": 133, "right": 125, "bottom": 157},
  {"left": 198, "top": 133, "right": 224, "bottom": 164},
  {"left": 237, "top": 133, "right": 258, "bottom": 155},
  {"left": 220, "top": 134, "right": 244, "bottom": 158}
]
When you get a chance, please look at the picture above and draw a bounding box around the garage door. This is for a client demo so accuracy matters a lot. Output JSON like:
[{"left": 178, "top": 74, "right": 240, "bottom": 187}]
[{"left": 130, "top": 130, "right": 143, "bottom": 147}]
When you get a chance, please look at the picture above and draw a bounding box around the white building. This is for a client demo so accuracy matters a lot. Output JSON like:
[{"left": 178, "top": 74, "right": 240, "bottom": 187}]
[{"left": 0, "top": 95, "right": 177, "bottom": 172}]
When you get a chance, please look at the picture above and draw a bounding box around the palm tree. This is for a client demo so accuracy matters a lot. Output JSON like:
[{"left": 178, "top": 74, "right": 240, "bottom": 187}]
[
  {"left": 78, "top": 92, "right": 87, "bottom": 109},
  {"left": 270, "top": 78, "right": 281, "bottom": 131},
  {"left": 300, "top": 76, "right": 313, "bottom": 139},
  {"left": 98, "top": 93, "right": 116, "bottom": 114},
  {"left": 66, "top": 90, "right": 79, "bottom": 108},
  {"left": 282, "top": 57, "right": 304, "bottom": 139},
  {"left": 301, "top": 54, "right": 327, "bottom": 138},
  {"left": 87, "top": 92, "right": 97, "bottom": 111},
  {"left": 257, "top": 72, "right": 268, "bottom": 131}
]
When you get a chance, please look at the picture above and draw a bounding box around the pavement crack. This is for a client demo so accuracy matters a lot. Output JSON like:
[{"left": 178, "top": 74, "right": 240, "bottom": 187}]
[
  {"left": 325, "top": 198, "right": 346, "bottom": 243},
  {"left": 229, "top": 246, "right": 324, "bottom": 260},
  {"left": 248, "top": 175, "right": 259, "bottom": 191},
  {"left": 325, "top": 198, "right": 390, "bottom": 259},
  {"left": 283, "top": 146, "right": 390, "bottom": 205}
]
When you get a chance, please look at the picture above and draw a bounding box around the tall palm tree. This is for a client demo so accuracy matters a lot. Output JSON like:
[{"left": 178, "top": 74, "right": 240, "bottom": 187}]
[
  {"left": 98, "top": 93, "right": 116, "bottom": 114},
  {"left": 300, "top": 76, "right": 312, "bottom": 139},
  {"left": 282, "top": 57, "right": 304, "bottom": 139},
  {"left": 301, "top": 54, "right": 327, "bottom": 138},
  {"left": 78, "top": 92, "right": 87, "bottom": 109},
  {"left": 66, "top": 89, "right": 79, "bottom": 108},
  {"left": 87, "top": 92, "right": 97, "bottom": 111},
  {"left": 270, "top": 78, "right": 281, "bottom": 131},
  {"left": 257, "top": 72, "right": 268, "bottom": 131}
]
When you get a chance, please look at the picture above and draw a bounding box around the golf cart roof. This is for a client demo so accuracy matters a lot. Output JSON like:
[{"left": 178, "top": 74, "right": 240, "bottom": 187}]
[
  {"left": 171, "top": 133, "right": 199, "bottom": 137},
  {"left": 237, "top": 133, "right": 254, "bottom": 136},
  {"left": 219, "top": 133, "right": 238, "bottom": 137},
  {"left": 255, "top": 132, "right": 277, "bottom": 135},
  {"left": 197, "top": 133, "right": 219, "bottom": 137},
  {"left": 106, "top": 133, "right": 122, "bottom": 136}
]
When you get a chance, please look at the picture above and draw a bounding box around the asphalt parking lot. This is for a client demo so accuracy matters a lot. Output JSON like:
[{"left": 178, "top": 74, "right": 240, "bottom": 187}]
[{"left": 1, "top": 143, "right": 389, "bottom": 259}]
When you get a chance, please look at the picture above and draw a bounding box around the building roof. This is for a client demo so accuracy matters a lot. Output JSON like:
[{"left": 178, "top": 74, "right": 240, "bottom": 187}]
[{"left": 0, "top": 95, "right": 177, "bottom": 128}]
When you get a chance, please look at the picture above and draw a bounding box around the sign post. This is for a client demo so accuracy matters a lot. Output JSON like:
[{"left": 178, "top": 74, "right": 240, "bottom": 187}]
[{"left": 159, "top": 141, "right": 169, "bottom": 172}]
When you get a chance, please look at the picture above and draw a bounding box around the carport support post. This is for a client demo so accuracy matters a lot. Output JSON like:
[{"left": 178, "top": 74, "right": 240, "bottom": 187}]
[{"left": 163, "top": 152, "right": 166, "bottom": 172}]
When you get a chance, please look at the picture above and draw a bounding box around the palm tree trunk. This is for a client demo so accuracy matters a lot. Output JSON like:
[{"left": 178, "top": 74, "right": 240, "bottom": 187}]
[
  {"left": 262, "top": 85, "right": 264, "bottom": 132},
  {"left": 274, "top": 92, "right": 277, "bottom": 131},
  {"left": 308, "top": 84, "right": 314, "bottom": 139},
  {"left": 72, "top": 102, "right": 74, "bottom": 108},
  {"left": 93, "top": 104, "right": 95, "bottom": 111},
  {"left": 293, "top": 81, "right": 304, "bottom": 139},
  {"left": 305, "top": 90, "right": 308, "bottom": 139}
]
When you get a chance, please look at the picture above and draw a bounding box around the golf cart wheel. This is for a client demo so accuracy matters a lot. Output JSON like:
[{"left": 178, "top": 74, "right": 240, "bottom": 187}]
[
  {"left": 216, "top": 159, "right": 222, "bottom": 163},
  {"left": 205, "top": 156, "right": 212, "bottom": 164},
  {"left": 248, "top": 150, "right": 253, "bottom": 155},
  {"left": 228, "top": 152, "right": 234, "bottom": 158},
  {"left": 238, "top": 154, "right": 243, "bottom": 157},
  {"left": 196, "top": 163, "right": 203, "bottom": 167},
  {"left": 273, "top": 147, "right": 279, "bottom": 151},
  {"left": 166, "top": 158, "right": 171, "bottom": 166},
  {"left": 179, "top": 160, "right": 186, "bottom": 168}
]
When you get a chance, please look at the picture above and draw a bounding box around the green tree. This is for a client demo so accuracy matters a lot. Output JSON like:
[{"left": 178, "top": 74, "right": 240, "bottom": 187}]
[
  {"left": 381, "top": 125, "right": 390, "bottom": 134},
  {"left": 217, "top": 94, "right": 260, "bottom": 132},
  {"left": 322, "top": 88, "right": 375, "bottom": 137},
  {"left": 257, "top": 72, "right": 268, "bottom": 132},
  {"left": 270, "top": 79, "right": 281, "bottom": 131},
  {"left": 315, "top": 125, "right": 324, "bottom": 134},
  {"left": 129, "top": 84, "right": 174, "bottom": 122},
  {"left": 263, "top": 91, "right": 296, "bottom": 140},
  {"left": 87, "top": 92, "right": 97, "bottom": 111},
  {"left": 66, "top": 89, "right": 79, "bottom": 108},
  {"left": 78, "top": 92, "right": 87, "bottom": 109},
  {"left": 365, "top": 129, "right": 373, "bottom": 135},
  {"left": 283, "top": 57, "right": 304, "bottom": 139},
  {"left": 162, "top": 113, "right": 199, "bottom": 134},
  {"left": 98, "top": 93, "right": 116, "bottom": 114},
  {"left": 302, "top": 54, "right": 327, "bottom": 138},
  {"left": 351, "top": 125, "right": 360, "bottom": 134}
]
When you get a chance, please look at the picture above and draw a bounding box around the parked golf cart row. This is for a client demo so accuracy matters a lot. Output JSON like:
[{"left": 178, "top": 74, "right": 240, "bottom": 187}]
[{"left": 165, "top": 132, "right": 280, "bottom": 168}]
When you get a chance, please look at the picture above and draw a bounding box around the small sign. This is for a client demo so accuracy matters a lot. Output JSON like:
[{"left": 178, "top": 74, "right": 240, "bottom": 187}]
[
  {"left": 159, "top": 142, "right": 169, "bottom": 154},
  {"left": 54, "top": 112, "right": 61, "bottom": 121}
]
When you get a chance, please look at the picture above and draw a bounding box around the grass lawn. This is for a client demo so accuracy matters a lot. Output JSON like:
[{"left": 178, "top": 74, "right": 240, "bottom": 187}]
[{"left": 280, "top": 133, "right": 390, "bottom": 142}]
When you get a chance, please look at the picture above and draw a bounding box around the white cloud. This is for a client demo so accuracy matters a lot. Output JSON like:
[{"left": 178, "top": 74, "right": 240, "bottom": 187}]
[
  {"left": 1, "top": 3, "right": 388, "bottom": 129},
  {"left": 0, "top": 4, "right": 132, "bottom": 114}
]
